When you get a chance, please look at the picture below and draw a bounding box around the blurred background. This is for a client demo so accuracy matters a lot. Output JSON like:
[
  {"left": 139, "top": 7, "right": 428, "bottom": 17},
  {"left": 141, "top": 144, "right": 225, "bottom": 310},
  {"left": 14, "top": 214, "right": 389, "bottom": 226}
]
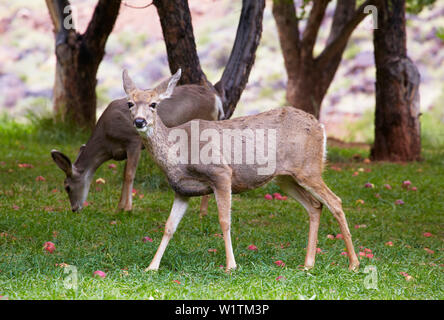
[{"left": 0, "top": 0, "right": 443, "bottom": 142}]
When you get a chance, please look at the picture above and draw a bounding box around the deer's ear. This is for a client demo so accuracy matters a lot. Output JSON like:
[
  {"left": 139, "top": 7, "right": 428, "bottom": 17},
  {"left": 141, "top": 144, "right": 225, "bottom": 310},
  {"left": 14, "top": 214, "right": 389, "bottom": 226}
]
[
  {"left": 156, "top": 68, "right": 181, "bottom": 100},
  {"left": 122, "top": 69, "right": 136, "bottom": 95},
  {"left": 51, "top": 149, "right": 72, "bottom": 177}
]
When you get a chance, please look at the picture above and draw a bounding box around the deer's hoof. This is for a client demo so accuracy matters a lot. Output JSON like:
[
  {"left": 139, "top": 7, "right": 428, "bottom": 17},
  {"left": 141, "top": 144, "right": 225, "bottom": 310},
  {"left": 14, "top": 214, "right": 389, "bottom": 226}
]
[
  {"left": 349, "top": 261, "right": 360, "bottom": 272},
  {"left": 144, "top": 266, "right": 159, "bottom": 272}
]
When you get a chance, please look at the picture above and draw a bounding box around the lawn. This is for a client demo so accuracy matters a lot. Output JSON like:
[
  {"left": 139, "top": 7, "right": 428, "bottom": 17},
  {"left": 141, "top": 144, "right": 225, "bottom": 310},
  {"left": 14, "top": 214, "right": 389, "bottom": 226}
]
[{"left": 0, "top": 116, "right": 443, "bottom": 300}]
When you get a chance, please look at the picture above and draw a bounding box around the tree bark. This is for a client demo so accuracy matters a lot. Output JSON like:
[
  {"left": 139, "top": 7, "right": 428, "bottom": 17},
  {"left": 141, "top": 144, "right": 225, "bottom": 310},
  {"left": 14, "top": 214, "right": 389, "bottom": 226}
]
[
  {"left": 371, "top": 0, "right": 421, "bottom": 161},
  {"left": 46, "top": 0, "right": 121, "bottom": 129},
  {"left": 272, "top": 0, "right": 378, "bottom": 119},
  {"left": 154, "top": 0, "right": 265, "bottom": 119}
]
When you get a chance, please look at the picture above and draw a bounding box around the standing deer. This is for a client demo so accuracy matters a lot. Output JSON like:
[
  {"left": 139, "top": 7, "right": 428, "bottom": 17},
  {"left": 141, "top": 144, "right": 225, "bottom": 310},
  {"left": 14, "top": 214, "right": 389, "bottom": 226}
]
[
  {"left": 122, "top": 70, "right": 360, "bottom": 272},
  {"left": 51, "top": 69, "right": 222, "bottom": 214}
]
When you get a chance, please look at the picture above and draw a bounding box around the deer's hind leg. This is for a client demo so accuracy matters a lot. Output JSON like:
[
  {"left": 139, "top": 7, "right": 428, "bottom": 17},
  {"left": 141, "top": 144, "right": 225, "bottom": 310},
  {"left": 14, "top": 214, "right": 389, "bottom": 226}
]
[
  {"left": 199, "top": 195, "right": 210, "bottom": 218},
  {"left": 275, "top": 175, "right": 323, "bottom": 269},
  {"left": 292, "top": 174, "right": 359, "bottom": 271}
]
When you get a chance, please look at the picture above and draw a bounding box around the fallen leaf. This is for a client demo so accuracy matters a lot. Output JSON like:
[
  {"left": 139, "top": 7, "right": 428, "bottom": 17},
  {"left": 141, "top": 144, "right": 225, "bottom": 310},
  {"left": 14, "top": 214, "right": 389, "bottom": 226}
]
[
  {"left": 424, "top": 248, "right": 434, "bottom": 254},
  {"left": 143, "top": 236, "right": 153, "bottom": 243},
  {"left": 208, "top": 248, "right": 217, "bottom": 253},
  {"left": 395, "top": 199, "right": 404, "bottom": 205},
  {"left": 95, "top": 178, "right": 105, "bottom": 184},
  {"left": 327, "top": 234, "right": 335, "bottom": 239},
  {"left": 43, "top": 241, "right": 56, "bottom": 253},
  {"left": 264, "top": 194, "right": 273, "bottom": 200},
  {"left": 274, "top": 260, "right": 285, "bottom": 267},
  {"left": 248, "top": 244, "right": 258, "bottom": 251},
  {"left": 172, "top": 280, "right": 181, "bottom": 285},
  {"left": 108, "top": 163, "right": 117, "bottom": 169},
  {"left": 335, "top": 234, "right": 344, "bottom": 239},
  {"left": 93, "top": 270, "right": 106, "bottom": 278},
  {"left": 35, "top": 176, "right": 45, "bottom": 181},
  {"left": 423, "top": 232, "right": 432, "bottom": 237},
  {"left": 385, "top": 241, "right": 394, "bottom": 247}
]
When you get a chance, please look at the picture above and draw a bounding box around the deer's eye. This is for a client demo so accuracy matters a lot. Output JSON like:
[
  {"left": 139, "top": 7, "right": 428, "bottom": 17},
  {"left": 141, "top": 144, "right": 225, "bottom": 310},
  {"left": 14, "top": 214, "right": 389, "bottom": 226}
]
[
  {"left": 127, "top": 102, "right": 134, "bottom": 109},
  {"left": 150, "top": 102, "right": 157, "bottom": 109}
]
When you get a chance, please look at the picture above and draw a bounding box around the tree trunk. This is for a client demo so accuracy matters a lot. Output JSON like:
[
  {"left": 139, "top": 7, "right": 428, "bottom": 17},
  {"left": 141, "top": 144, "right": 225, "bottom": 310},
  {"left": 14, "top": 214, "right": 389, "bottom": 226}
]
[
  {"left": 272, "top": 0, "right": 378, "bottom": 119},
  {"left": 371, "top": 0, "right": 421, "bottom": 161},
  {"left": 154, "top": 0, "right": 265, "bottom": 119},
  {"left": 46, "top": 0, "right": 121, "bottom": 129}
]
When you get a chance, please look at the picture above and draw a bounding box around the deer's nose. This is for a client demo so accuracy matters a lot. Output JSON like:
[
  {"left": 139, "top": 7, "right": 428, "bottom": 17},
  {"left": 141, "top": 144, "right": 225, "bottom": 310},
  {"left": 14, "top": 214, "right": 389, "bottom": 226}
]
[{"left": 134, "top": 118, "right": 147, "bottom": 129}]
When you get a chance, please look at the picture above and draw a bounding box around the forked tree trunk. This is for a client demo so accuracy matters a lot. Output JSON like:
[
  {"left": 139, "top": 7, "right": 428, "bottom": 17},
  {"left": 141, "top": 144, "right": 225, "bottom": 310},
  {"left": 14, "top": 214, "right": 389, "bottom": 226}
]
[
  {"left": 371, "top": 0, "right": 421, "bottom": 161},
  {"left": 154, "top": 0, "right": 265, "bottom": 119},
  {"left": 272, "top": 0, "right": 378, "bottom": 119},
  {"left": 46, "top": 0, "right": 121, "bottom": 129}
]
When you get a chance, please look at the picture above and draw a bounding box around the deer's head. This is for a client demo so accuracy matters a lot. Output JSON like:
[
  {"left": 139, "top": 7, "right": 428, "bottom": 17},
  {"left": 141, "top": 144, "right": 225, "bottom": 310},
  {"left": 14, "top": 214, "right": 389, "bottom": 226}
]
[
  {"left": 122, "top": 69, "right": 181, "bottom": 135},
  {"left": 51, "top": 148, "right": 89, "bottom": 212}
]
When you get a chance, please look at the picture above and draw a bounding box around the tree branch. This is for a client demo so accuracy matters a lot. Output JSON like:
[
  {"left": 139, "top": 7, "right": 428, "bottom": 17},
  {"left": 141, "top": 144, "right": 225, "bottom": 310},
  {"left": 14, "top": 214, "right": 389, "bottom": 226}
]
[
  {"left": 83, "top": 0, "right": 122, "bottom": 60},
  {"left": 301, "top": 0, "right": 330, "bottom": 58},
  {"left": 316, "top": 0, "right": 379, "bottom": 68},
  {"left": 272, "top": 0, "right": 300, "bottom": 79},
  {"left": 215, "top": 0, "right": 265, "bottom": 119},
  {"left": 45, "top": 0, "right": 73, "bottom": 45}
]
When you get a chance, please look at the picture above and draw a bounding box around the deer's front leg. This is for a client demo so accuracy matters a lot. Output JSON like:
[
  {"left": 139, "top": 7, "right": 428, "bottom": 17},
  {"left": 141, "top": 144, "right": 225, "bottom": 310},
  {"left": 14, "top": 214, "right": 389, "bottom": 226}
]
[
  {"left": 214, "top": 187, "right": 236, "bottom": 272},
  {"left": 145, "top": 193, "right": 189, "bottom": 271},
  {"left": 118, "top": 144, "right": 141, "bottom": 211}
]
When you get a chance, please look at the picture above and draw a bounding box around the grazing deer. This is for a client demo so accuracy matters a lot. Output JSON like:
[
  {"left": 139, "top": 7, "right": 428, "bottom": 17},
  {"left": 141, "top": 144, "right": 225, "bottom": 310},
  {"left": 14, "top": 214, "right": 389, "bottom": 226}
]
[
  {"left": 122, "top": 70, "right": 360, "bottom": 272},
  {"left": 51, "top": 69, "right": 223, "bottom": 213}
]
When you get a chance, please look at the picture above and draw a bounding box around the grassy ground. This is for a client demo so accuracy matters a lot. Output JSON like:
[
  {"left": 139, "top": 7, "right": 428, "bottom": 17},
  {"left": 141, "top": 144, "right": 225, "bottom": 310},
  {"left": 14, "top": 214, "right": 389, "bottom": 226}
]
[{"left": 0, "top": 116, "right": 443, "bottom": 300}]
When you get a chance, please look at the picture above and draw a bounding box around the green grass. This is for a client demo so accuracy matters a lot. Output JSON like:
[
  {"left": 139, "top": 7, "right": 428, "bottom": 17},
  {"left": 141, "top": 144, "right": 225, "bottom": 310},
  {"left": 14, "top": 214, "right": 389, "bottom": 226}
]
[{"left": 0, "top": 116, "right": 443, "bottom": 300}]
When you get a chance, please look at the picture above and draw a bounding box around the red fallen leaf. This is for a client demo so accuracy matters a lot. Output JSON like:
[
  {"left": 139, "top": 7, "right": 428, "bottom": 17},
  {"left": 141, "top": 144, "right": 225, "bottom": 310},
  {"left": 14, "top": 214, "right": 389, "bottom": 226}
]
[
  {"left": 219, "top": 265, "right": 224, "bottom": 269},
  {"left": 273, "top": 193, "right": 282, "bottom": 199},
  {"left": 208, "top": 248, "right": 217, "bottom": 253},
  {"left": 385, "top": 241, "right": 394, "bottom": 247},
  {"left": 402, "top": 180, "right": 412, "bottom": 189},
  {"left": 108, "top": 163, "right": 117, "bottom": 169},
  {"left": 316, "top": 248, "right": 323, "bottom": 254},
  {"left": 327, "top": 234, "right": 335, "bottom": 239},
  {"left": 364, "top": 182, "right": 374, "bottom": 188},
  {"left": 43, "top": 241, "right": 56, "bottom": 253},
  {"left": 132, "top": 188, "right": 138, "bottom": 195},
  {"left": 364, "top": 248, "right": 372, "bottom": 253},
  {"left": 341, "top": 251, "right": 348, "bottom": 256},
  {"left": 363, "top": 158, "right": 371, "bottom": 164},
  {"left": 83, "top": 201, "right": 89, "bottom": 207},
  {"left": 36, "top": 176, "right": 45, "bottom": 181},
  {"left": 281, "top": 196, "right": 288, "bottom": 200},
  {"left": 18, "top": 163, "right": 33, "bottom": 168},
  {"left": 394, "top": 199, "right": 404, "bottom": 205},
  {"left": 335, "top": 234, "right": 344, "bottom": 239},
  {"left": 375, "top": 193, "right": 381, "bottom": 198},
  {"left": 248, "top": 244, "right": 258, "bottom": 251},
  {"left": 264, "top": 194, "right": 273, "bottom": 200},
  {"left": 359, "top": 252, "right": 366, "bottom": 257},
  {"left": 172, "top": 280, "right": 181, "bottom": 285},
  {"left": 366, "top": 253, "right": 374, "bottom": 259},
  {"left": 352, "top": 171, "right": 359, "bottom": 176},
  {"left": 275, "top": 276, "right": 285, "bottom": 281},
  {"left": 109, "top": 221, "right": 117, "bottom": 225},
  {"left": 12, "top": 204, "right": 19, "bottom": 210},
  {"left": 143, "top": 236, "right": 153, "bottom": 242},
  {"left": 0, "top": 161, "right": 6, "bottom": 166},
  {"left": 52, "top": 231, "right": 58, "bottom": 238},
  {"left": 384, "top": 184, "right": 392, "bottom": 190},
  {"left": 424, "top": 248, "right": 434, "bottom": 254},
  {"left": 423, "top": 232, "right": 432, "bottom": 237},
  {"left": 410, "top": 186, "right": 417, "bottom": 191},
  {"left": 399, "top": 271, "right": 409, "bottom": 277},
  {"left": 330, "top": 166, "right": 342, "bottom": 172},
  {"left": 139, "top": 194, "right": 144, "bottom": 199},
  {"left": 274, "top": 260, "right": 285, "bottom": 267},
  {"left": 51, "top": 189, "right": 58, "bottom": 193},
  {"left": 356, "top": 199, "right": 365, "bottom": 205},
  {"left": 280, "top": 242, "right": 290, "bottom": 249},
  {"left": 93, "top": 270, "right": 106, "bottom": 278}
]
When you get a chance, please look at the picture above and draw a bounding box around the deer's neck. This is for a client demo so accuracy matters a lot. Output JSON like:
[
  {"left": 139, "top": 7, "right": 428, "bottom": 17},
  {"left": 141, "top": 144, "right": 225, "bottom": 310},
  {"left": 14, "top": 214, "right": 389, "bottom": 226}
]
[
  {"left": 140, "top": 112, "right": 174, "bottom": 173},
  {"left": 73, "top": 135, "right": 111, "bottom": 182}
]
